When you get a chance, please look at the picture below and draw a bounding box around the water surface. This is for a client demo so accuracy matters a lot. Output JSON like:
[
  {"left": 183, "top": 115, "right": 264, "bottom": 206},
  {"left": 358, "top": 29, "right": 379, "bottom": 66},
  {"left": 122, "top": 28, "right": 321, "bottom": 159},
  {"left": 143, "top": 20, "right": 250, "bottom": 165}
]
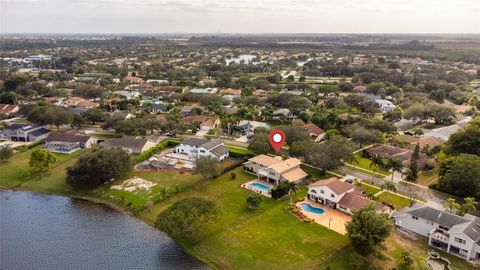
[{"left": 0, "top": 190, "right": 209, "bottom": 270}]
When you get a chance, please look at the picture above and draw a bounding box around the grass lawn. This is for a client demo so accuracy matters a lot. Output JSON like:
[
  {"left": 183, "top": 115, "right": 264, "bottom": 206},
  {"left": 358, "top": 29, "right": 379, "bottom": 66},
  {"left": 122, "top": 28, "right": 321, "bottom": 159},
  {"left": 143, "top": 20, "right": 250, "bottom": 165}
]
[
  {"left": 93, "top": 171, "right": 202, "bottom": 212},
  {"left": 359, "top": 182, "right": 381, "bottom": 196},
  {"left": 350, "top": 152, "right": 390, "bottom": 176},
  {"left": 0, "top": 146, "right": 87, "bottom": 195},
  {"left": 417, "top": 170, "right": 439, "bottom": 187},
  {"left": 300, "top": 164, "right": 335, "bottom": 182},
  {"left": 375, "top": 192, "right": 411, "bottom": 210},
  {"left": 139, "top": 167, "right": 349, "bottom": 270}
]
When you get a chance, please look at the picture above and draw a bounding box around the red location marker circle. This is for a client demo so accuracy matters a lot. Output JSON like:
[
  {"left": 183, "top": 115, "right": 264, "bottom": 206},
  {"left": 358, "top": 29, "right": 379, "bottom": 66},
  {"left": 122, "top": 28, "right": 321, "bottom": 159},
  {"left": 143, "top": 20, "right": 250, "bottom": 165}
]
[{"left": 269, "top": 129, "right": 286, "bottom": 152}]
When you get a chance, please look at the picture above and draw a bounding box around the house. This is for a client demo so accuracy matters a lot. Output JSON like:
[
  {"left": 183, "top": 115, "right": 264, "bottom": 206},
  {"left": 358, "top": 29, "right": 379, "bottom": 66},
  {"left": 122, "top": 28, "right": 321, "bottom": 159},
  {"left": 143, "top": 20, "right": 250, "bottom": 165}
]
[
  {"left": 363, "top": 94, "right": 396, "bottom": 113},
  {"left": 180, "top": 105, "right": 205, "bottom": 116},
  {"left": 174, "top": 138, "right": 229, "bottom": 161},
  {"left": 45, "top": 131, "right": 97, "bottom": 153},
  {"left": 243, "top": 155, "right": 308, "bottom": 186},
  {"left": 142, "top": 102, "right": 168, "bottom": 113},
  {"left": 307, "top": 177, "right": 388, "bottom": 215},
  {"left": 63, "top": 97, "right": 99, "bottom": 109},
  {"left": 273, "top": 108, "right": 294, "bottom": 120},
  {"left": 189, "top": 87, "right": 218, "bottom": 94},
  {"left": 365, "top": 144, "right": 429, "bottom": 170},
  {"left": 393, "top": 205, "right": 480, "bottom": 262},
  {"left": 180, "top": 115, "right": 218, "bottom": 131},
  {"left": 396, "top": 135, "right": 442, "bottom": 150},
  {"left": 102, "top": 136, "right": 157, "bottom": 154},
  {"left": 124, "top": 75, "right": 145, "bottom": 84},
  {"left": 253, "top": 89, "right": 268, "bottom": 98},
  {"left": 220, "top": 88, "right": 242, "bottom": 96},
  {"left": 0, "top": 104, "right": 19, "bottom": 116},
  {"left": 0, "top": 123, "right": 50, "bottom": 142},
  {"left": 114, "top": 90, "right": 141, "bottom": 100},
  {"left": 237, "top": 120, "right": 270, "bottom": 138},
  {"left": 302, "top": 123, "right": 325, "bottom": 142}
]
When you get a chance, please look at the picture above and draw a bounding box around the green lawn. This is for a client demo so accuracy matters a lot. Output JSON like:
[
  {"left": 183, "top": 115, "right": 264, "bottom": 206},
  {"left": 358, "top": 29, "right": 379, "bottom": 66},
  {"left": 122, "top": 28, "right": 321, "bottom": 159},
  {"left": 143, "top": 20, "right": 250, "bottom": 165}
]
[
  {"left": 0, "top": 146, "right": 87, "bottom": 195},
  {"left": 300, "top": 164, "right": 335, "bottom": 182},
  {"left": 93, "top": 171, "right": 202, "bottom": 212},
  {"left": 345, "top": 153, "right": 390, "bottom": 177},
  {"left": 359, "top": 182, "right": 381, "bottom": 196},
  {"left": 375, "top": 192, "right": 411, "bottom": 210},
  {"left": 417, "top": 170, "right": 439, "bottom": 187},
  {"left": 139, "top": 167, "right": 349, "bottom": 270}
]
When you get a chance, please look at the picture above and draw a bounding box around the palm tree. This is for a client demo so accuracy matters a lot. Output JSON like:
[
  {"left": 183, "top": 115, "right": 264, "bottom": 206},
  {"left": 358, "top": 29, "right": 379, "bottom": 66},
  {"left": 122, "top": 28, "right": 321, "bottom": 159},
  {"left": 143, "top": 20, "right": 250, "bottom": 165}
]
[
  {"left": 385, "top": 157, "right": 404, "bottom": 182},
  {"left": 443, "top": 197, "right": 460, "bottom": 213},
  {"left": 380, "top": 181, "right": 397, "bottom": 201},
  {"left": 369, "top": 154, "right": 384, "bottom": 184},
  {"left": 285, "top": 182, "right": 299, "bottom": 205},
  {"left": 460, "top": 197, "right": 479, "bottom": 215}
]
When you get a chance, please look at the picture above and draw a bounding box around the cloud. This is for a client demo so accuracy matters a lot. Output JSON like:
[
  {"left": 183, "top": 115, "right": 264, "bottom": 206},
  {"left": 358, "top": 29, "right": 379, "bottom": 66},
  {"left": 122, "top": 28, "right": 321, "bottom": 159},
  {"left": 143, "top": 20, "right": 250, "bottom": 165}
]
[{"left": 0, "top": 0, "right": 478, "bottom": 33}]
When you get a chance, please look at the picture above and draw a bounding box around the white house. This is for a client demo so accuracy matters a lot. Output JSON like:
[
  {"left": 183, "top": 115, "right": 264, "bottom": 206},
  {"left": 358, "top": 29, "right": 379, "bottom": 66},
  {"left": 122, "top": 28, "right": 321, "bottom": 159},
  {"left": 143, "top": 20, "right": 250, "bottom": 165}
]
[
  {"left": 174, "top": 138, "right": 229, "bottom": 161},
  {"left": 307, "top": 177, "right": 388, "bottom": 215},
  {"left": 393, "top": 205, "right": 480, "bottom": 262},
  {"left": 0, "top": 123, "right": 50, "bottom": 142},
  {"left": 243, "top": 154, "right": 308, "bottom": 186},
  {"left": 189, "top": 87, "right": 218, "bottom": 94}
]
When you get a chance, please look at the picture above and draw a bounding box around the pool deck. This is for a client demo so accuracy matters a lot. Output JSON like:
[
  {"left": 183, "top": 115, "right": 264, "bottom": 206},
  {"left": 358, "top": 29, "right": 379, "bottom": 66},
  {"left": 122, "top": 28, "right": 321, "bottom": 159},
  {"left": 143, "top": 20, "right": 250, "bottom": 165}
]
[
  {"left": 241, "top": 180, "right": 273, "bottom": 198},
  {"left": 295, "top": 199, "right": 352, "bottom": 235}
]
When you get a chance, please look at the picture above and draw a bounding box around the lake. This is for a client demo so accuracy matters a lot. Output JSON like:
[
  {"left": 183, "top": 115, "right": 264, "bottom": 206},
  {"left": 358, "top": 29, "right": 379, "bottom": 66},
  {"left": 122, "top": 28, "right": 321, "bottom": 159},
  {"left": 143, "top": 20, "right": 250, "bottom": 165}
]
[{"left": 0, "top": 190, "right": 209, "bottom": 270}]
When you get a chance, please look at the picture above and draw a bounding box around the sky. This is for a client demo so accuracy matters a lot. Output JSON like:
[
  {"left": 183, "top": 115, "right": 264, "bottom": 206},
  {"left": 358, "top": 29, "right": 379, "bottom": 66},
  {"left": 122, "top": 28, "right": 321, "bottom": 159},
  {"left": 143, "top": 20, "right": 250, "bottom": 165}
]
[{"left": 1, "top": 0, "right": 479, "bottom": 34}]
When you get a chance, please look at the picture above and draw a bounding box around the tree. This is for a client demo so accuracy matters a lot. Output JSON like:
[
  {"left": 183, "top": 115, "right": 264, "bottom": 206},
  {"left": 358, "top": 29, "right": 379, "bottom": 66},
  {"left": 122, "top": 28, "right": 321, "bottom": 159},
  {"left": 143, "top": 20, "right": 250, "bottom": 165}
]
[
  {"left": 0, "top": 146, "right": 14, "bottom": 161},
  {"left": 346, "top": 204, "right": 393, "bottom": 256},
  {"left": 285, "top": 181, "right": 299, "bottom": 204},
  {"left": 407, "top": 144, "right": 420, "bottom": 181},
  {"left": 29, "top": 149, "right": 57, "bottom": 175},
  {"left": 305, "top": 136, "right": 354, "bottom": 172},
  {"left": 279, "top": 125, "right": 310, "bottom": 146},
  {"left": 444, "top": 125, "right": 480, "bottom": 156},
  {"left": 195, "top": 156, "right": 222, "bottom": 180},
  {"left": 248, "top": 132, "right": 274, "bottom": 154},
  {"left": 67, "top": 148, "right": 131, "bottom": 188},
  {"left": 412, "top": 128, "right": 424, "bottom": 137},
  {"left": 156, "top": 197, "right": 218, "bottom": 237},
  {"left": 443, "top": 197, "right": 460, "bottom": 213},
  {"left": 430, "top": 103, "right": 456, "bottom": 125},
  {"left": 385, "top": 157, "right": 404, "bottom": 182},
  {"left": 289, "top": 140, "right": 314, "bottom": 158},
  {"left": 246, "top": 193, "right": 262, "bottom": 209},
  {"left": 288, "top": 96, "right": 311, "bottom": 116},
  {"left": 406, "top": 185, "right": 424, "bottom": 207},
  {"left": 380, "top": 181, "right": 397, "bottom": 202},
  {"left": 435, "top": 154, "right": 480, "bottom": 198},
  {"left": 460, "top": 197, "right": 479, "bottom": 216},
  {"left": 81, "top": 109, "right": 108, "bottom": 124},
  {"left": 369, "top": 154, "right": 384, "bottom": 183},
  {"left": 351, "top": 127, "right": 380, "bottom": 147}
]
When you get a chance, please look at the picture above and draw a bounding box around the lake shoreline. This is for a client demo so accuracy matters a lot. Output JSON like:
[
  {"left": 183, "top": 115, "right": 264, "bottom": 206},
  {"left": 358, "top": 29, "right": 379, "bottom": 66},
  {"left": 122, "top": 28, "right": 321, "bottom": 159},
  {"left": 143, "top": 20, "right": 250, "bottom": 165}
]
[{"left": 0, "top": 186, "right": 215, "bottom": 270}]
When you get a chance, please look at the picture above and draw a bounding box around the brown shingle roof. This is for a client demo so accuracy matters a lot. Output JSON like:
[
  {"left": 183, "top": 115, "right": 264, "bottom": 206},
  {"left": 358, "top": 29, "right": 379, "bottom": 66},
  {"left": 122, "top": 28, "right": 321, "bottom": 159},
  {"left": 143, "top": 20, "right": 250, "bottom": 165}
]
[
  {"left": 46, "top": 132, "right": 92, "bottom": 143},
  {"left": 302, "top": 123, "right": 325, "bottom": 136}
]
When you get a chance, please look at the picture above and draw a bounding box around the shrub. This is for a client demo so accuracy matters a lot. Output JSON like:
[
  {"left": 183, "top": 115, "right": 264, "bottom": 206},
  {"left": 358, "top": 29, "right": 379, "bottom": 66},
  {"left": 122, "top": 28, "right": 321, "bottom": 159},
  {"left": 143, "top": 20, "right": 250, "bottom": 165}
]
[
  {"left": 230, "top": 172, "right": 237, "bottom": 180},
  {"left": 271, "top": 181, "right": 290, "bottom": 199},
  {"left": 303, "top": 217, "right": 312, "bottom": 223}
]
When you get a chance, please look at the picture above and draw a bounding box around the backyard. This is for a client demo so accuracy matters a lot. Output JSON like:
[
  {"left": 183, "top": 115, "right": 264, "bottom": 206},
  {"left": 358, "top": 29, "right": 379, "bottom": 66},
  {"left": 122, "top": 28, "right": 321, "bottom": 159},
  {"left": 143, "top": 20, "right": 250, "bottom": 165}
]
[{"left": 139, "top": 167, "right": 350, "bottom": 270}]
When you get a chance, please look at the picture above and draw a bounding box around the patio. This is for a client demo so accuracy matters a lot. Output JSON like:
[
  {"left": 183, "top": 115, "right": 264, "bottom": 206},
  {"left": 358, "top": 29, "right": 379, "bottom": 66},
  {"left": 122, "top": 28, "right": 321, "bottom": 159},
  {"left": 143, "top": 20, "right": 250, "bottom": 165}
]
[
  {"left": 296, "top": 199, "right": 352, "bottom": 235},
  {"left": 135, "top": 150, "right": 195, "bottom": 171}
]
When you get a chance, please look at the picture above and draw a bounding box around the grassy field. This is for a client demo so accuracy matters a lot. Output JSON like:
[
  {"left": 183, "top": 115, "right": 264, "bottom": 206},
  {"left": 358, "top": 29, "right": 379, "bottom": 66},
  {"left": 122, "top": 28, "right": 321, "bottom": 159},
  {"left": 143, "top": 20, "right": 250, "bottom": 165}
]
[
  {"left": 358, "top": 182, "right": 381, "bottom": 196},
  {"left": 300, "top": 164, "right": 335, "bottom": 182},
  {"left": 139, "top": 167, "right": 350, "bottom": 270},
  {"left": 0, "top": 146, "right": 87, "bottom": 195},
  {"left": 350, "top": 152, "right": 390, "bottom": 176},
  {"left": 376, "top": 192, "right": 411, "bottom": 210},
  {"left": 417, "top": 170, "right": 439, "bottom": 187}
]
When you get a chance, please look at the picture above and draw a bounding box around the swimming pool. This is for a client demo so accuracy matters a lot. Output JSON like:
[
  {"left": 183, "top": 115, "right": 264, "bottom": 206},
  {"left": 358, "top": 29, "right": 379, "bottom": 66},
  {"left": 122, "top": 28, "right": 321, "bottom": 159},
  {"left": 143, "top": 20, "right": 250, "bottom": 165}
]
[
  {"left": 249, "top": 183, "right": 271, "bottom": 192},
  {"left": 300, "top": 203, "right": 325, "bottom": 214}
]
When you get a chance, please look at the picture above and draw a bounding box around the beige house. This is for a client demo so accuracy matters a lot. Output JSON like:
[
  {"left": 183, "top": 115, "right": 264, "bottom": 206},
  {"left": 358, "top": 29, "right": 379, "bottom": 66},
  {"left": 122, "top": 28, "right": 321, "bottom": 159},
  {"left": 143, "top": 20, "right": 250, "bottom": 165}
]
[
  {"left": 102, "top": 136, "right": 157, "bottom": 154},
  {"left": 243, "top": 154, "right": 308, "bottom": 186}
]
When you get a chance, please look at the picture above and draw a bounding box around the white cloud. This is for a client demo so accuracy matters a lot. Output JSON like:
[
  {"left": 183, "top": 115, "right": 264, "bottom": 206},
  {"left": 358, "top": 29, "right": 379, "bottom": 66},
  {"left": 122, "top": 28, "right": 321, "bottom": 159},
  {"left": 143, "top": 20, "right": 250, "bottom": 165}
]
[{"left": 0, "top": 0, "right": 478, "bottom": 33}]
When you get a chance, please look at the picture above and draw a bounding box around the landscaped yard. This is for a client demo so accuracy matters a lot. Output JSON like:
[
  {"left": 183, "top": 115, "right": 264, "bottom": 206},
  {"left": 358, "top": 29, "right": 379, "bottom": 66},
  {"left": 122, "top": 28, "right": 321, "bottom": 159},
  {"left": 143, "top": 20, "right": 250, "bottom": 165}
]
[
  {"left": 347, "top": 152, "right": 390, "bottom": 177},
  {"left": 139, "top": 167, "right": 350, "bottom": 270},
  {"left": 300, "top": 164, "right": 335, "bottom": 182},
  {"left": 375, "top": 192, "right": 411, "bottom": 210},
  {"left": 358, "top": 182, "right": 381, "bottom": 196},
  {"left": 93, "top": 171, "right": 202, "bottom": 212},
  {"left": 417, "top": 170, "right": 439, "bottom": 187},
  {"left": 0, "top": 146, "right": 87, "bottom": 195}
]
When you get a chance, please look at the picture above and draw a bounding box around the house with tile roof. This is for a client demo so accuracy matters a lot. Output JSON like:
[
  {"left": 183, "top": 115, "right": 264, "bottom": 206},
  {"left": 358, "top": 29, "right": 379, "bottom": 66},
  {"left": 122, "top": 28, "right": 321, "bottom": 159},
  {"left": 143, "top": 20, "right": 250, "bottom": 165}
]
[
  {"left": 393, "top": 205, "right": 480, "bottom": 262},
  {"left": 180, "top": 115, "right": 218, "bottom": 131},
  {"left": 307, "top": 177, "right": 388, "bottom": 215},
  {"left": 243, "top": 154, "right": 308, "bottom": 186},
  {"left": 0, "top": 104, "right": 19, "bottom": 116},
  {"left": 174, "top": 138, "right": 229, "bottom": 161},
  {"left": 302, "top": 123, "right": 325, "bottom": 142}
]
